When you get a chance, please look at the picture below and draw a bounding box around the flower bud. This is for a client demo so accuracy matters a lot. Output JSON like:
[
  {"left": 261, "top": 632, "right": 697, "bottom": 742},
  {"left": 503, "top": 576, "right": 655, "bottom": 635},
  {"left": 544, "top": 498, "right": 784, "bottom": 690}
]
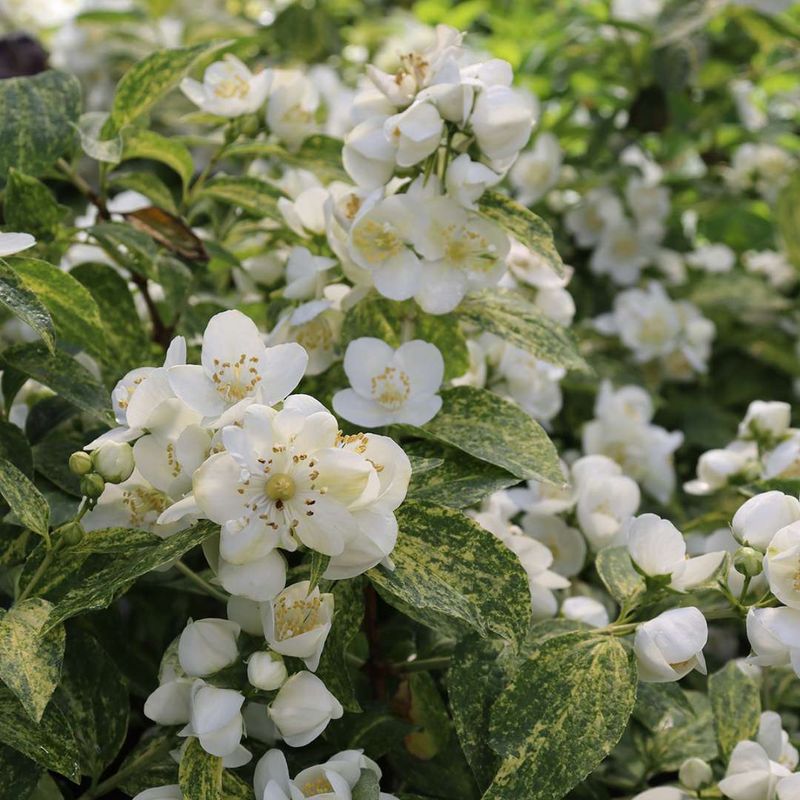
[
  {"left": 679, "top": 757, "right": 712, "bottom": 790},
  {"left": 178, "top": 618, "right": 240, "bottom": 677},
  {"left": 80, "top": 473, "right": 106, "bottom": 499},
  {"left": 59, "top": 521, "right": 85, "bottom": 547},
  {"left": 92, "top": 441, "right": 134, "bottom": 484},
  {"left": 68, "top": 450, "right": 93, "bottom": 476},
  {"left": 247, "top": 652, "right": 287, "bottom": 691},
  {"left": 734, "top": 546, "right": 763, "bottom": 578},
  {"left": 732, "top": 491, "right": 800, "bottom": 551},
  {"left": 268, "top": 671, "right": 343, "bottom": 747}
]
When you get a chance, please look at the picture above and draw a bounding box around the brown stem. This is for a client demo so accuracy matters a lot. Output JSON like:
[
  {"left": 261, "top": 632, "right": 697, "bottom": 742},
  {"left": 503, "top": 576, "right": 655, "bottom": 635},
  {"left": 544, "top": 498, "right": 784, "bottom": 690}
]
[
  {"left": 56, "top": 158, "right": 109, "bottom": 221},
  {"left": 363, "top": 583, "right": 386, "bottom": 700},
  {"left": 129, "top": 272, "right": 172, "bottom": 348}
]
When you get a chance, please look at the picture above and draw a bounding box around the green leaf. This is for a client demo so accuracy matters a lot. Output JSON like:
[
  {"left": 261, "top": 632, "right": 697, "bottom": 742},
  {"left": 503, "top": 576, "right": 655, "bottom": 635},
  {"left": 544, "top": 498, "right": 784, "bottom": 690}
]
[
  {"left": 352, "top": 769, "right": 380, "bottom": 800},
  {"left": 478, "top": 191, "right": 564, "bottom": 277},
  {"left": 2, "top": 343, "right": 113, "bottom": 425},
  {"left": 108, "top": 42, "right": 229, "bottom": 133},
  {"left": 308, "top": 550, "right": 330, "bottom": 593},
  {"left": 457, "top": 289, "right": 587, "bottom": 373},
  {"left": 223, "top": 135, "right": 347, "bottom": 182},
  {"left": 316, "top": 577, "right": 364, "bottom": 713},
  {"left": 415, "top": 313, "right": 470, "bottom": 381},
  {"left": 28, "top": 773, "right": 62, "bottom": 800},
  {"left": 418, "top": 386, "right": 563, "bottom": 484},
  {"left": 108, "top": 171, "right": 177, "bottom": 214},
  {"left": 448, "top": 636, "right": 511, "bottom": 789},
  {"left": 121, "top": 128, "right": 194, "bottom": 190},
  {"left": 118, "top": 729, "right": 180, "bottom": 797},
  {"left": 0, "top": 457, "right": 49, "bottom": 537},
  {"left": 0, "top": 421, "right": 34, "bottom": 478},
  {"left": 43, "top": 521, "right": 218, "bottom": 631},
  {"left": 4, "top": 170, "right": 67, "bottom": 240},
  {"left": 70, "top": 262, "right": 150, "bottom": 377},
  {"left": 0, "top": 743, "right": 42, "bottom": 800},
  {"left": 222, "top": 770, "right": 255, "bottom": 800},
  {"left": 56, "top": 629, "right": 128, "bottom": 778},
  {"left": 486, "top": 633, "right": 637, "bottom": 800},
  {"left": 777, "top": 171, "right": 800, "bottom": 270},
  {"left": 0, "top": 688, "right": 81, "bottom": 782},
  {"left": 197, "top": 176, "right": 285, "bottom": 220},
  {"left": 406, "top": 443, "right": 519, "bottom": 508},
  {"left": 0, "top": 71, "right": 81, "bottom": 179},
  {"left": 10, "top": 258, "right": 108, "bottom": 363},
  {"left": 595, "top": 546, "right": 645, "bottom": 606},
  {"left": 179, "top": 737, "right": 223, "bottom": 800},
  {"left": 708, "top": 661, "right": 761, "bottom": 761},
  {"left": 88, "top": 222, "right": 159, "bottom": 279},
  {"left": 368, "top": 501, "right": 529, "bottom": 643},
  {"left": 0, "top": 599, "right": 64, "bottom": 722},
  {"left": 0, "top": 261, "right": 55, "bottom": 354}
]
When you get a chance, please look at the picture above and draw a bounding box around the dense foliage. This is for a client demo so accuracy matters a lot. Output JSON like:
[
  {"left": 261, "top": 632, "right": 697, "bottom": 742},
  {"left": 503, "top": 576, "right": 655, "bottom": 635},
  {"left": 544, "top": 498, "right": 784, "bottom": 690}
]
[{"left": 0, "top": 1, "right": 799, "bottom": 800}]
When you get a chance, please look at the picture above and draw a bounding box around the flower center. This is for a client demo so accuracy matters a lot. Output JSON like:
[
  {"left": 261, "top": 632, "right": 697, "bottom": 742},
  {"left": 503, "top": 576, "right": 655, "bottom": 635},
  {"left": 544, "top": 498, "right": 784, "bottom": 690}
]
[
  {"left": 274, "top": 593, "right": 322, "bottom": 640},
  {"left": 300, "top": 776, "right": 334, "bottom": 797},
  {"left": 213, "top": 75, "right": 250, "bottom": 100},
  {"left": 266, "top": 473, "right": 296, "bottom": 501},
  {"left": 613, "top": 236, "right": 639, "bottom": 259},
  {"left": 352, "top": 219, "right": 405, "bottom": 264},
  {"left": 211, "top": 354, "right": 262, "bottom": 403},
  {"left": 122, "top": 486, "right": 170, "bottom": 528},
  {"left": 371, "top": 366, "right": 410, "bottom": 410}
]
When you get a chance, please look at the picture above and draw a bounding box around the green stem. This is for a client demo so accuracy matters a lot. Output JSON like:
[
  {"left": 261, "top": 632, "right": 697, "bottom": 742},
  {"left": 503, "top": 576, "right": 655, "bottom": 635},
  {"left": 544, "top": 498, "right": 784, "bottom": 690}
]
[
  {"left": 174, "top": 560, "right": 229, "bottom": 603},
  {"left": 76, "top": 737, "right": 173, "bottom": 800},
  {"left": 17, "top": 539, "right": 64, "bottom": 604},
  {"left": 391, "top": 655, "right": 452, "bottom": 673}
]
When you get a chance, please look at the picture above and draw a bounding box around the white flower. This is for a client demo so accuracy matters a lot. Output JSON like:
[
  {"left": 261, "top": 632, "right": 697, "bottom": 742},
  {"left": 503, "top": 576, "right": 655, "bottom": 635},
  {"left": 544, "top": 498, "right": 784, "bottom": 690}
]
[
  {"left": 384, "top": 101, "right": 443, "bottom": 167},
  {"left": 178, "top": 618, "right": 240, "bottom": 677},
  {"left": 144, "top": 676, "right": 193, "bottom": 727},
  {"left": 521, "top": 514, "right": 586, "bottom": 577},
  {"left": 343, "top": 117, "right": 397, "bottom": 189},
  {"left": 508, "top": 460, "right": 576, "bottom": 517},
  {"left": 0, "top": 232, "right": 36, "bottom": 257},
  {"left": 262, "top": 581, "right": 334, "bottom": 671},
  {"left": 348, "top": 194, "right": 422, "bottom": 300},
  {"left": 470, "top": 84, "right": 535, "bottom": 164},
  {"left": 718, "top": 741, "right": 791, "bottom": 800},
  {"left": 506, "top": 533, "right": 570, "bottom": 619},
  {"left": 684, "top": 444, "right": 756, "bottom": 496},
  {"left": 764, "top": 432, "right": 800, "bottom": 480},
  {"left": 278, "top": 187, "right": 329, "bottom": 238},
  {"left": 92, "top": 441, "right": 134, "bottom": 484},
  {"left": 181, "top": 55, "right": 271, "bottom": 117},
  {"left": 561, "top": 596, "right": 609, "bottom": 628},
  {"left": 411, "top": 194, "right": 510, "bottom": 313},
  {"left": 269, "top": 299, "right": 343, "bottom": 377},
  {"left": 758, "top": 711, "right": 799, "bottom": 771},
  {"left": 590, "top": 220, "right": 654, "bottom": 286},
  {"left": 576, "top": 473, "right": 641, "bottom": 551},
  {"left": 733, "top": 492, "right": 800, "bottom": 551},
  {"left": 626, "top": 513, "right": 725, "bottom": 590},
  {"left": 686, "top": 243, "right": 736, "bottom": 274},
  {"left": 743, "top": 250, "right": 795, "bottom": 290},
  {"left": 334, "top": 338, "right": 444, "bottom": 427},
  {"left": 227, "top": 596, "right": 264, "bottom": 636},
  {"left": 268, "top": 672, "right": 343, "bottom": 747},
  {"left": 1, "top": 0, "right": 83, "bottom": 28},
  {"left": 765, "top": 522, "right": 800, "bottom": 609},
  {"left": 631, "top": 790, "right": 686, "bottom": 800},
  {"left": 739, "top": 401, "right": 792, "bottom": 442},
  {"left": 565, "top": 189, "right": 624, "bottom": 248},
  {"left": 634, "top": 607, "right": 708, "bottom": 683},
  {"left": 247, "top": 652, "right": 288, "bottom": 691},
  {"left": 132, "top": 788, "right": 182, "bottom": 800},
  {"left": 267, "top": 69, "right": 319, "bottom": 151},
  {"left": 510, "top": 132, "right": 562, "bottom": 206},
  {"left": 168, "top": 310, "right": 307, "bottom": 426},
  {"left": 747, "top": 607, "right": 800, "bottom": 675},
  {"left": 179, "top": 680, "right": 250, "bottom": 762},
  {"left": 626, "top": 177, "right": 670, "bottom": 235},
  {"left": 445, "top": 153, "right": 501, "bottom": 209},
  {"left": 778, "top": 775, "right": 800, "bottom": 800},
  {"left": 611, "top": 0, "right": 664, "bottom": 24},
  {"left": 283, "top": 247, "right": 337, "bottom": 301}
]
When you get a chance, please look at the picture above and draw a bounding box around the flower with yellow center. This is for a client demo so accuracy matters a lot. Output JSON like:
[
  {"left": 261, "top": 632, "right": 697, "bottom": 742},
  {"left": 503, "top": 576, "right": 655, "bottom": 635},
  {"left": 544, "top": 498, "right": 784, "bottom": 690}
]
[
  {"left": 168, "top": 310, "right": 307, "bottom": 427},
  {"left": 262, "top": 582, "right": 334, "bottom": 671},
  {"left": 181, "top": 55, "right": 271, "bottom": 118},
  {"left": 334, "top": 337, "right": 444, "bottom": 428}
]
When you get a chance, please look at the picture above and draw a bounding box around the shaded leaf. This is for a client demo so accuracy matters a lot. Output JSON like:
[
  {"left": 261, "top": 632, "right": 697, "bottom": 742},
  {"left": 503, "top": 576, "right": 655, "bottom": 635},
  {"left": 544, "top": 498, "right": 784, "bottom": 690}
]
[{"left": 0, "top": 457, "right": 49, "bottom": 537}]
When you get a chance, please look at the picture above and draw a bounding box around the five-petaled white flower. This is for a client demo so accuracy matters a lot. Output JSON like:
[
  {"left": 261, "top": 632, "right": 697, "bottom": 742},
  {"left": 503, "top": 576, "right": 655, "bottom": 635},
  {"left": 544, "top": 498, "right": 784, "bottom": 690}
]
[
  {"left": 181, "top": 55, "right": 271, "bottom": 117},
  {"left": 334, "top": 337, "right": 444, "bottom": 428}
]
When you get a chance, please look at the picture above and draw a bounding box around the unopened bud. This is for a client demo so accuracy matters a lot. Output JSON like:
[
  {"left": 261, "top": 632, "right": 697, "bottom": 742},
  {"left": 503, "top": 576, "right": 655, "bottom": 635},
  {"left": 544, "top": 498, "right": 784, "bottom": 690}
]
[
  {"left": 59, "top": 522, "right": 85, "bottom": 547},
  {"left": 734, "top": 546, "right": 763, "bottom": 578},
  {"left": 679, "top": 757, "right": 712, "bottom": 790},
  {"left": 92, "top": 442, "right": 134, "bottom": 484},
  {"left": 68, "top": 451, "right": 93, "bottom": 476},
  {"left": 241, "top": 113, "right": 261, "bottom": 138},
  {"left": 80, "top": 473, "right": 106, "bottom": 499},
  {"left": 247, "top": 651, "right": 287, "bottom": 691}
]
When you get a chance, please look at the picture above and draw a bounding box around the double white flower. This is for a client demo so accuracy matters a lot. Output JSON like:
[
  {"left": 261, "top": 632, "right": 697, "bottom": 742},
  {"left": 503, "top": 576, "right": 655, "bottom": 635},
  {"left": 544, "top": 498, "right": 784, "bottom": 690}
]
[{"left": 634, "top": 607, "right": 708, "bottom": 683}]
